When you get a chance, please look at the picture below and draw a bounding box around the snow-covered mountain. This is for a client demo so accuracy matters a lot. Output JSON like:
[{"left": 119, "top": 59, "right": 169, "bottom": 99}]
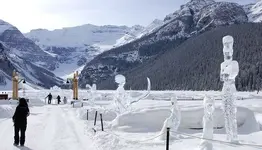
[
  {"left": 25, "top": 24, "right": 145, "bottom": 49},
  {"left": 113, "top": 20, "right": 164, "bottom": 47},
  {"left": 24, "top": 24, "right": 146, "bottom": 78},
  {"left": 78, "top": 0, "right": 248, "bottom": 89},
  {"left": 0, "top": 20, "right": 63, "bottom": 90},
  {"left": 0, "top": 20, "right": 58, "bottom": 71},
  {"left": 0, "top": 44, "right": 63, "bottom": 90},
  {"left": 243, "top": 0, "right": 262, "bottom": 22}
]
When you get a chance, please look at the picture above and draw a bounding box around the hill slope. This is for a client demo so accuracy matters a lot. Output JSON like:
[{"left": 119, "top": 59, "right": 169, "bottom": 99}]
[
  {"left": 98, "top": 23, "right": 262, "bottom": 91},
  {"left": 78, "top": 0, "right": 248, "bottom": 88},
  {"left": 0, "top": 20, "right": 63, "bottom": 89}
]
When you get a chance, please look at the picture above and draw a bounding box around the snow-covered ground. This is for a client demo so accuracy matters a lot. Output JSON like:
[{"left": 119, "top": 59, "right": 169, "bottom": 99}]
[{"left": 0, "top": 90, "right": 262, "bottom": 150}]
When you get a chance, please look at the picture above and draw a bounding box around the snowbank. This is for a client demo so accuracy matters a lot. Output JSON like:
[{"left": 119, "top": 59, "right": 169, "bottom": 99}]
[
  {"left": 111, "top": 106, "right": 260, "bottom": 134},
  {"left": 0, "top": 105, "right": 15, "bottom": 118},
  {"left": 255, "top": 113, "right": 262, "bottom": 130}
]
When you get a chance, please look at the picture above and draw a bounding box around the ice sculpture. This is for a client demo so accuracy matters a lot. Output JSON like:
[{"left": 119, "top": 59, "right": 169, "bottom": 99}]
[
  {"left": 114, "top": 74, "right": 127, "bottom": 114},
  {"left": 159, "top": 96, "right": 181, "bottom": 140},
  {"left": 199, "top": 95, "right": 215, "bottom": 150},
  {"left": 113, "top": 74, "right": 150, "bottom": 115},
  {"left": 85, "top": 84, "right": 97, "bottom": 106},
  {"left": 220, "top": 35, "right": 239, "bottom": 142},
  {"left": 92, "top": 84, "right": 97, "bottom": 91},
  {"left": 86, "top": 84, "right": 92, "bottom": 90}
]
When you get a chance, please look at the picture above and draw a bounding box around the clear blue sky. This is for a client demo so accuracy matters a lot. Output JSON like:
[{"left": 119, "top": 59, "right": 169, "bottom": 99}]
[{"left": 0, "top": 0, "right": 256, "bottom": 33}]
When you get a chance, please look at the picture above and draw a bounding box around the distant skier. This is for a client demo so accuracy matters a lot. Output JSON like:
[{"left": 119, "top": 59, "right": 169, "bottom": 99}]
[
  {"left": 57, "top": 95, "right": 61, "bottom": 104},
  {"left": 12, "top": 98, "right": 30, "bottom": 146},
  {"left": 46, "top": 93, "right": 52, "bottom": 104},
  {"left": 63, "top": 96, "right": 67, "bottom": 104}
]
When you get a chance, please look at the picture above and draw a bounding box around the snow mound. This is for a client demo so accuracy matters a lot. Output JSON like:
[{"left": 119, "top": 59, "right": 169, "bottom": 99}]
[
  {"left": 0, "top": 105, "right": 15, "bottom": 118},
  {"left": 255, "top": 113, "right": 262, "bottom": 130},
  {"left": 111, "top": 106, "right": 260, "bottom": 134}
]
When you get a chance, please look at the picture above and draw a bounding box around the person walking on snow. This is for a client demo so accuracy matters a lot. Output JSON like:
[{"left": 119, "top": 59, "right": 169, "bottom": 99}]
[
  {"left": 12, "top": 98, "right": 30, "bottom": 146},
  {"left": 46, "top": 93, "right": 52, "bottom": 104},
  {"left": 63, "top": 96, "right": 67, "bottom": 104},
  {"left": 57, "top": 95, "right": 61, "bottom": 104}
]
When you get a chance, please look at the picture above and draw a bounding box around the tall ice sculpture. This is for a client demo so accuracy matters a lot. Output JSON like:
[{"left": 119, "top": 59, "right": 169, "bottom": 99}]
[
  {"left": 220, "top": 35, "right": 239, "bottom": 142},
  {"left": 199, "top": 95, "right": 215, "bottom": 150},
  {"left": 159, "top": 96, "right": 181, "bottom": 140}
]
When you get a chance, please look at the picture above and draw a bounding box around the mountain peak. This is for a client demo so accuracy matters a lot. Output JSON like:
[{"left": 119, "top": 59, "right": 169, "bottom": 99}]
[
  {"left": 183, "top": 0, "right": 215, "bottom": 8},
  {"left": 190, "top": 0, "right": 214, "bottom": 2},
  {"left": 151, "top": 19, "right": 163, "bottom": 24},
  {"left": 0, "top": 20, "right": 17, "bottom": 34}
]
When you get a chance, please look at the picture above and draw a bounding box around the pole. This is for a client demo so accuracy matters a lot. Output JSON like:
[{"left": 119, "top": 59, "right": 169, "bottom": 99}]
[
  {"left": 100, "top": 113, "right": 104, "bottom": 131},
  {"left": 73, "top": 73, "right": 76, "bottom": 100},
  {"left": 12, "top": 71, "right": 19, "bottom": 100},
  {"left": 23, "top": 82, "right": 25, "bottom": 97},
  {"left": 15, "top": 78, "right": 18, "bottom": 99},
  {"left": 76, "top": 71, "right": 78, "bottom": 100},
  {"left": 166, "top": 127, "right": 170, "bottom": 150},
  {"left": 94, "top": 111, "right": 98, "bottom": 126},
  {"left": 87, "top": 110, "right": 89, "bottom": 120},
  {"left": 12, "top": 71, "right": 16, "bottom": 99}
]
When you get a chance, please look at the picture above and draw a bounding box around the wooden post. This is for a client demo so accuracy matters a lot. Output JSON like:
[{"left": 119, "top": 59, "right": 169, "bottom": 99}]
[
  {"left": 73, "top": 73, "right": 76, "bottom": 100},
  {"left": 87, "top": 110, "right": 89, "bottom": 120},
  {"left": 100, "top": 113, "right": 104, "bottom": 131},
  {"left": 12, "top": 71, "right": 18, "bottom": 100},
  {"left": 76, "top": 71, "right": 78, "bottom": 100},
  {"left": 12, "top": 71, "right": 15, "bottom": 99},
  {"left": 166, "top": 127, "right": 170, "bottom": 150},
  {"left": 94, "top": 111, "right": 98, "bottom": 126},
  {"left": 16, "top": 77, "right": 18, "bottom": 99}
]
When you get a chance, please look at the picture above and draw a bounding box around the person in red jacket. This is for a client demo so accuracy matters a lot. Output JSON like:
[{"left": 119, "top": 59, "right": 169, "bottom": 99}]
[{"left": 12, "top": 98, "right": 30, "bottom": 146}]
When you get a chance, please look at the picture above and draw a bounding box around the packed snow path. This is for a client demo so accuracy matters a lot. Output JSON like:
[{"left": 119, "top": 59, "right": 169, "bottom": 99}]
[{"left": 0, "top": 105, "right": 97, "bottom": 150}]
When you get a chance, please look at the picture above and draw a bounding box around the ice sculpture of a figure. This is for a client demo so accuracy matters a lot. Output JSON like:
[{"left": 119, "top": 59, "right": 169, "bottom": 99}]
[
  {"left": 220, "top": 35, "right": 239, "bottom": 142},
  {"left": 199, "top": 95, "right": 215, "bottom": 150},
  {"left": 159, "top": 96, "right": 181, "bottom": 140},
  {"left": 86, "top": 84, "right": 97, "bottom": 106},
  {"left": 113, "top": 74, "right": 151, "bottom": 115},
  {"left": 114, "top": 74, "right": 128, "bottom": 115}
]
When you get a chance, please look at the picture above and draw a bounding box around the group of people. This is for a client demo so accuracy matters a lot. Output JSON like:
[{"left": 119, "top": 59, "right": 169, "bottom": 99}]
[{"left": 45, "top": 93, "right": 67, "bottom": 105}]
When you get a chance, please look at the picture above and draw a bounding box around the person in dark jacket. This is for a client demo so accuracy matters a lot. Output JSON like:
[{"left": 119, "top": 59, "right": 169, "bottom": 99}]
[
  {"left": 46, "top": 93, "right": 52, "bottom": 104},
  {"left": 57, "top": 95, "right": 61, "bottom": 104},
  {"left": 63, "top": 96, "right": 67, "bottom": 104},
  {"left": 12, "top": 98, "right": 30, "bottom": 146}
]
